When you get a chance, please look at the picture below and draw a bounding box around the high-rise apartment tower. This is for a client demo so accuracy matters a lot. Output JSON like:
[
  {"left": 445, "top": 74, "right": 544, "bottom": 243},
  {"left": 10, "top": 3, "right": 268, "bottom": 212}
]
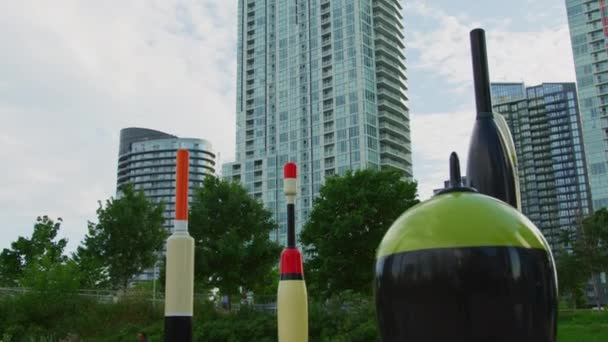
[
  {"left": 491, "top": 83, "right": 592, "bottom": 248},
  {"left": 566, "top": 0, "right": 608, "bottom": 210},
  {"left": 223, "top": 0, "right": 412, "bottom": 244}
]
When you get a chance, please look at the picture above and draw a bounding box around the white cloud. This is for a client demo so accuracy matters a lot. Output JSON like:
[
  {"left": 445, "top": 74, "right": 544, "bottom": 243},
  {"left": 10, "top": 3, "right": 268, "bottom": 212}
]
[
  {"left": 406, "top": 1, "right": 576, "bottom": 91},
  {"left": 0, "top": 0, "right": 579, "bottom": 251},
  {"left": 411, "top": 109, "right": 474, "bottom": 199},
  {"left": 407, "top": 1, "right": 576, "bottom": 200},
  {"left": 0, "top": 1, "right": 238, "bottom": 252}
]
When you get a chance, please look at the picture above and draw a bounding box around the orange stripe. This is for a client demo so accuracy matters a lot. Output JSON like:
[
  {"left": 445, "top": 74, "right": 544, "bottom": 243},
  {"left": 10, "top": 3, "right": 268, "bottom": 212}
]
[{"left": 175, "top": 149, "right": 189, "bottom": 220}]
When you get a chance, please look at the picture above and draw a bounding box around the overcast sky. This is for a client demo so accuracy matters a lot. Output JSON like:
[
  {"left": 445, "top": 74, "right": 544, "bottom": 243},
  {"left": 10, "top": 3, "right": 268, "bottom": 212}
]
[{"left": 0, "top": 0, "right": 575, "bottom": 252}]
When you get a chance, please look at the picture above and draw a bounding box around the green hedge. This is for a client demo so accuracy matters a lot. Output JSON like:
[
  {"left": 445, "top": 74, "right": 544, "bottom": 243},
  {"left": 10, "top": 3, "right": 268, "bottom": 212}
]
[
  {"left": 0, "top": 291, "right": 378, "bottom": 341},
  {"left": 2, "top": 291, "right": 605, "bottom": 341}
]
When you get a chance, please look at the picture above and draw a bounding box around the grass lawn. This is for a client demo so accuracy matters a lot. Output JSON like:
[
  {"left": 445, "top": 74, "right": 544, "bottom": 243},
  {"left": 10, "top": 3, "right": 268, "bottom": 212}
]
[{"left": 558, "top": 310, "right": 608, "bottom": 342}]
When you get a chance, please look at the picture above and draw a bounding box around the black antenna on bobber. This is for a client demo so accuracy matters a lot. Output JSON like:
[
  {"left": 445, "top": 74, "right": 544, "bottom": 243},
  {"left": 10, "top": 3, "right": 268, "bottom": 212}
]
[
  {"left": 471, "top": 28, "right": 492, "bottom": 118},
  {"left": 466, "top": 28, "right": 520, "bottom": 209},
  {"left": 437, "top": 152, "right": 476, "bottom": 196}
]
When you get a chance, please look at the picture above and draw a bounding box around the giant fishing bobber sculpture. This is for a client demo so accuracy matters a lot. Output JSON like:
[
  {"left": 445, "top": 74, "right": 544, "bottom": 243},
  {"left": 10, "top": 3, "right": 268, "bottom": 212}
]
[
  {"left": 164, "top": 149, "right": 195, "bottom": 342},
  {"left": 374, "top": 29, "right": 558, "bottom": 342},
  {"left": 277, "top": 162, "right": 308, "bottom": 342}
]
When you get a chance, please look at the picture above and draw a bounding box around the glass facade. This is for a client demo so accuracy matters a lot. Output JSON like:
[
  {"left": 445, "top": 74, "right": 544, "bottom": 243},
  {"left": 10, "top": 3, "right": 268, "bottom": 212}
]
[
  {"left": 116, "top": 128, "right": 216, "bottom": 280},
  {"left": 492, "top": 83, "right": 592, "bottom": 248},
  {"left": 226, "top": 0, "right": 411, "bottom": 245},
  {"left": 490, "top": 83, "right": 526, "bottom": 104},
  {"left": 566, "top": 0, "right": 608, "bottom": 210}
]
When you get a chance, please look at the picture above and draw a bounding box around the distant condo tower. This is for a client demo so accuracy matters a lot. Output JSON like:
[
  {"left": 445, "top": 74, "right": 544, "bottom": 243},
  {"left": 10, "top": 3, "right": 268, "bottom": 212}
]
[
  {"left": 223, "top": 0, "right": 412, "bottom": 244},
  {"left": 566, "top": 1, "right": 608, "bottom": 210},
  {"left": 116, "top": 127, "right": 216, "bottom": 280},
  {"left": 491, "top": 82, "right": 592, "bottom": 248}
]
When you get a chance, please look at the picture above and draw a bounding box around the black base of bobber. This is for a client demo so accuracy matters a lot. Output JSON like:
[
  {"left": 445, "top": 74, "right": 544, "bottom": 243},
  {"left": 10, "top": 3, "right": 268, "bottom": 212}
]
[
  {"left": 164, "top": 316, "right": 192, "bottom": 342},
  {"left": 375, "top": 246, "right": 557, "bottom": 342}
]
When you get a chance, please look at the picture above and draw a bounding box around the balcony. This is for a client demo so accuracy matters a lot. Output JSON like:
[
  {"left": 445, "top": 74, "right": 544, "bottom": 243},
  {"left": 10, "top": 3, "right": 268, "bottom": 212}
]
[
  {"left": 599, "top": 86, "right": 608, "bottom": 96},
  {"left": 374, "top": 0, "right": 402, "bottom": 19},
  {"left": 594, "top": 63, "right": 608, "bottom": 74},
  {"left": 589, "top": 32, "right": 604, "bottom": 44},
  {"left": 376, "top": 64, "right": 406, "bottom": 81},
  {"left": 374, "top": 8, "right": 403, "bottom": 31},
  {"left": 377, "top": 75, "right": 406, "bottom": 93},
  {"left": 379, "top": 97, "right": 407, "bottom": 113},
  {"left": 380, "top": 133, "right": 410, "bottom": 149},
  {"left": 377, "top": 88, "right": 408, "bottom": 104},
  {"left": 380, "top": 158, "right": 409, "bottom": 171},
  {"left": 321, "top": 16, "right": 331, "bottom": 26},
  {"left": 375, "top": 32, "right": 405, "bottom": 49},
  {"left": 584, "top": 2, "right": 600, "bottom": 14},
  {"left": 593, "top": 51, "right": 608, "bottom": 63},
  {"left": 375, "top": 48, "right": 406, "bottom": 70},
  {"left": 379, "top": 121, "right": 408, "bottom": 135},
  {"left": 374, "top": 21, "right": 404, "bottom": 40},
  {"left": 380, "top": 146, "right": 410, "bottom": 161},
  {"left": 586, "top": 12, "right": 602, "bottom": 23}
]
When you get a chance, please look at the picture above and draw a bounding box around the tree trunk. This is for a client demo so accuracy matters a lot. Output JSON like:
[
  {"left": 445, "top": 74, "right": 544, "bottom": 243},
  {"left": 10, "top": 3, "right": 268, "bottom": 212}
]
[
  {"left": 123, "top": 279, "right": 129, "bottom": 296},
  {"left": 592, "top": 273, "right": 601, "bottom": 309}
]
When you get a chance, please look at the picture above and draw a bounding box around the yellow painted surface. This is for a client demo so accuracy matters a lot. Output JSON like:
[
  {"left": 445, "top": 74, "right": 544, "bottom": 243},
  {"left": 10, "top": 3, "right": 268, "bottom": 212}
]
[
  {"left": 277, "top": 280, "right": 308, "bottom": 342},
  {"left": 164, "top": 234, "right": 194, "bottom": 316}
]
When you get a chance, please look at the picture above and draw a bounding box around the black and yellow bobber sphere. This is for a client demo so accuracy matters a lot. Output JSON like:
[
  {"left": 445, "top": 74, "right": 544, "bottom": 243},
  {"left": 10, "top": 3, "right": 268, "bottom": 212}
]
[{"left": 374, "top": 153, "right": 557, "bottom": 342}]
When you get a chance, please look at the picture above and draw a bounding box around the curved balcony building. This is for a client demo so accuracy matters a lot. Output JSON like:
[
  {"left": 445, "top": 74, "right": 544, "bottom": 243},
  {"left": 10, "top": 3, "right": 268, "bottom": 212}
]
[{"left": 117, "top": 127, "right": 216, "bottom": 233}]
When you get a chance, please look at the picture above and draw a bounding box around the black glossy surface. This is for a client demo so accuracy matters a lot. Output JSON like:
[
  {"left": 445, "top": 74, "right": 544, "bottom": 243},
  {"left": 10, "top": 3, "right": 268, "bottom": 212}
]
[
  {"left": 467, "top": 117, "right": 519, "bottom": 208},
  {"left": 164, "top": 316, "right": 192, "bottom": 342},
  {"left": 467, "top": 28, "right": 519, "bottom": 208},
  {"left": 449, "top": 152, "right": 463, "bottom": 188},
  {"left": 375, "top": 246, "right": 557, "bottom": 342},
  {"left": 471, "top": 29, "right": 493, "bottom": 116},
  {"left": 287, "top": 203, "right": 295, "bottom": 248},
  {"left": 438, "top": 153, "right": 477, "bottom": 195}
]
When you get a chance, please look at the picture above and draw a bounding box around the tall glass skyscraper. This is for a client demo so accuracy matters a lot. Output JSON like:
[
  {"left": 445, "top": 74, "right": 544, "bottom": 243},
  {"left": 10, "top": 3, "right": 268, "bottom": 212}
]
[
  {"left": 566, "top": 0, "right": 608, "bottom": 210},
  {"left": 491, "top": 83, "right": 592, "bottom": 248},
  {"left": 223, "top": 0, "right": 411, "bottom": 244}
]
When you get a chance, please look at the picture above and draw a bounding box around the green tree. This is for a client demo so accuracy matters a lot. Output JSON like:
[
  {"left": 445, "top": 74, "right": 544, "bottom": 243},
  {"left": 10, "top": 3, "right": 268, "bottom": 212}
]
[
  {"left": 189, "top": 177, "right": 281, "bottom": 308},
  {"left": 0, "top": 216, "right": 67, "bottom": 286},
  {"left": 72, "top": 241, "right": 109, "bottom": 289},
  {"left": 75, "top": 184, "right": 166, "bottom": 291},
  {"left": 555, "top": 251, "right": 587, "bottom": 309},
  {"left": 576, "top": 208, "right": 608, "bottom": 307},
  {"left": 300, "top": 169, "right": 419, "bottom": 299},
  {"left": 21, "top": 256, "right": 81, "bottom": 295}
]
